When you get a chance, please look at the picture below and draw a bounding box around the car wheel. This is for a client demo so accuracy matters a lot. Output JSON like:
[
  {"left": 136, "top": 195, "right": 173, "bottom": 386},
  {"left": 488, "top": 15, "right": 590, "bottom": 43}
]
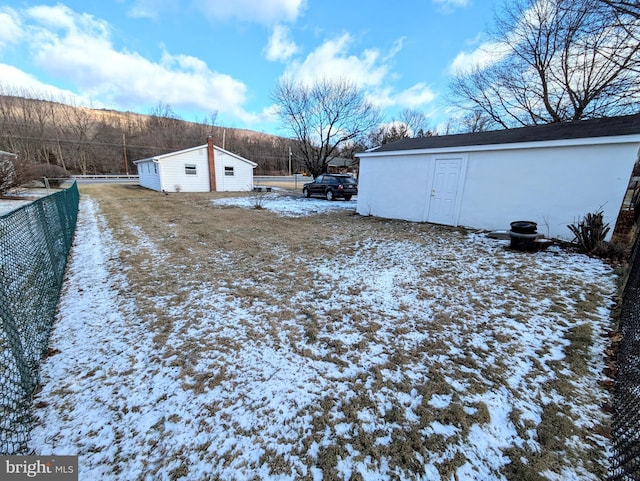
[
  {"left": 343, "top": 195, "right": 352, "bottom": 201},
  {"left": 326, "top": 190, "right": 334, "bottom": 201},
  {"left": 303, "top": 188, "right": 310, "bottom": 198}
]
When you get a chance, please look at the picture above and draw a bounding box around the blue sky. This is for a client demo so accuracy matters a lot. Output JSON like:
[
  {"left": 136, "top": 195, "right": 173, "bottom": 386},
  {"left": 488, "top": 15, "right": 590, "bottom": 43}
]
[{"left": 0, "top": 0, "right": 503, "bottom": 135}]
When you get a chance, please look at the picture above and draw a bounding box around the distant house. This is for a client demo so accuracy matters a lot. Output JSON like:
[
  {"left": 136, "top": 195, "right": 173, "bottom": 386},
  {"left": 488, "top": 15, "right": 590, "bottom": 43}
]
[
  {"left": 356, "top": 114, "right": 640, "bottom": 241},
  {"left": 327, "top": 157, "right": 358, "bottom": 174},
  {"left": 133, "top": 137, "right": 257, "bottom": 193}
]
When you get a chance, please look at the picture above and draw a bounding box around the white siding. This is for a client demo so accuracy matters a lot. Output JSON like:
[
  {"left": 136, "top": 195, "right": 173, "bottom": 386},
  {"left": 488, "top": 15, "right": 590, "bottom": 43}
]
[
  {"left": 214, "top": 149, "right": 255, "bottom": 191},
  {"left": 357, "top": 155, "right": 432, "bottom": 221},
  {"left": 457, "top": 143, "right": 638, "bottom": 240},
  {"left": 159, "top": 147, "right": 210, "bottom": 193},
  {"left": 136, "top": 160, "right": 161, "bottom": 191},
  {"left": 358, "top": 141, "right": 640, "bottom": 241},
  {"left": 135, "top": 143, "right": 256, "bottom": 193}
]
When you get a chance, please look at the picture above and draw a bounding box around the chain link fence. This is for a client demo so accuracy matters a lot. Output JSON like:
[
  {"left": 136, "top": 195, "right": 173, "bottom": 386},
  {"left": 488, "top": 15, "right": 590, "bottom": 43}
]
[
  {"left": 611, "top": 226, "right": 640, "bottom": 480},
  {"left": 0, "top": 182, "right": 79, "bottom": 455}
]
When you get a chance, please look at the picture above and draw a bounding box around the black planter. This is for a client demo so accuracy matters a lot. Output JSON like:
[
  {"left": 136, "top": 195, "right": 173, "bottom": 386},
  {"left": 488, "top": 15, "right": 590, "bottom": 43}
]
[
  {"left": 510, "top": 221, "right": 537, "bottom": 235},
  {"left": 509, "top": 231, "right": 538, "bottom": 251}
]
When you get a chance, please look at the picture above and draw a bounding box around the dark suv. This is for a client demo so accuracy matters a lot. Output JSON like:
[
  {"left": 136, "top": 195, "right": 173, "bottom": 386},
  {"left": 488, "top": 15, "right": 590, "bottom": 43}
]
[{"left": 303, "top": 174, "right": 358, "bottom": 201}]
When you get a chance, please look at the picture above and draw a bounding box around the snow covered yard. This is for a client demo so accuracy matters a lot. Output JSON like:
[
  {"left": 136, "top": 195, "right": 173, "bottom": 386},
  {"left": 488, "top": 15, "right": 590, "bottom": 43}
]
[
  {"left": 212, "top": 191, "right": 358, "bottom": 217},
  {"left": 0, "top": 188, "right": 57, "bottom": 215},
  {"left": 30, "top": 185, "right": 616, "bottom": 480}
]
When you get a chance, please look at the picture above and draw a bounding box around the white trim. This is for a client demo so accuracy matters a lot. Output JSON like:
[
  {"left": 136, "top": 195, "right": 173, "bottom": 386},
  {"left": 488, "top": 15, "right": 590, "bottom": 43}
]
[
  {"left": 444, "top": 154, "right": 467, "bottom": 227},
  {"left": 133, "top": 158, "right": 159, "bottom": 165},
  {"left": 358, "top": 134, "right": 640, "bottom": 158},
  {"left": 133, "top": 144, "right": 257, "bottom": 168},
  {"left": 215, "top": 146, "right": 258, "bottom": 168}
]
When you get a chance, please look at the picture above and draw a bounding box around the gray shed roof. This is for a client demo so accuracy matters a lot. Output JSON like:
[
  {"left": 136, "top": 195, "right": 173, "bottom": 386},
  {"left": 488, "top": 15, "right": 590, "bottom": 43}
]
[
  {"left": 370, "top": 113, "right": 640, "bottom": 153},
  {"left": 328, "top": 157, "right": 357, "bottom": 168}
]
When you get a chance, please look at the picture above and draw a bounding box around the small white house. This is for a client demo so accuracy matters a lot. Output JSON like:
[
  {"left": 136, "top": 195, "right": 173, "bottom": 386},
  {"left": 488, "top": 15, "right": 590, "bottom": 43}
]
[
  {"left": 356, "top": 114, "right": 640, "bottom": 241},
  {"left": 133, "top": 137, "right": 257, "bottom": 193}
]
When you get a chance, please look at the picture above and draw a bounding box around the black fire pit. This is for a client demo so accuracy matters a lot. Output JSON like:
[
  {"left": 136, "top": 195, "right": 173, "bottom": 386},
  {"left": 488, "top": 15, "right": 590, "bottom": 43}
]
[
  {"left": 510, "top": 221, "right": 537, "bottom": 234},
  {"left": 510, "top": 221, "right": 538, "bottom": 251}
]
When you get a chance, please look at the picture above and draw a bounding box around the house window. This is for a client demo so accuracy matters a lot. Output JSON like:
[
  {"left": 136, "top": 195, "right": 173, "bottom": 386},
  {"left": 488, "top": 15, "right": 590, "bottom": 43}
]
[
  {"left": 225, "top": 166, "right": 234, "bottom": 176},
  {"left": 154, "top": 164, "right": 157, "bottom": 174},
  {"left": 185, "top": 164, "right": 197, "bottom": 175}
]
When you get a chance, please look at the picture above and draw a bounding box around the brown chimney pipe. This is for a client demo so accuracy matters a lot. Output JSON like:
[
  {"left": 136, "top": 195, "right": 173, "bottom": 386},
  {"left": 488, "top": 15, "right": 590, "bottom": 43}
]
[{"left": 207, "top": 135, "right": 217, "bottom": 192}]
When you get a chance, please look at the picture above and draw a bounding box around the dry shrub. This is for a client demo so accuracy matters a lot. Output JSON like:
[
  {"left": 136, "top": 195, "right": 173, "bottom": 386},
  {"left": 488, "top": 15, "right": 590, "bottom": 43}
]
[
  {"left": 18, "top": 163, "right": 71, "bottom": 187},
  {"left": 567, "top": 210, "right": 624, "bottom": 259}
]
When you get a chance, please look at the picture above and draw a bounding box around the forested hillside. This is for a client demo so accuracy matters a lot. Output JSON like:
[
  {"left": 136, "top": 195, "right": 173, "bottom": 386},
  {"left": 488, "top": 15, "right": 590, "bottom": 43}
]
[{"left": 0, "top": 94, "right": 297, "bottom": 176}]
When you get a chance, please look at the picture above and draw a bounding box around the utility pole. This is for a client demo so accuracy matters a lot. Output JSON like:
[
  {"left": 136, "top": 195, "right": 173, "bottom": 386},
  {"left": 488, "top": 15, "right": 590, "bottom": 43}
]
[
  {"left": 288, "top": 147, "right": 292, "bottom": 176},
  {"left": 122, "top": 133, "right": 129, "bottom": 175}
]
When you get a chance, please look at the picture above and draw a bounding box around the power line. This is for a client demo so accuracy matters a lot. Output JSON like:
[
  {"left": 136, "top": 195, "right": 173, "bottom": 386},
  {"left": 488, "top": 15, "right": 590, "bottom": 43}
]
[{"left": 0, "top": 133, "right": 299, "bottom": 163}]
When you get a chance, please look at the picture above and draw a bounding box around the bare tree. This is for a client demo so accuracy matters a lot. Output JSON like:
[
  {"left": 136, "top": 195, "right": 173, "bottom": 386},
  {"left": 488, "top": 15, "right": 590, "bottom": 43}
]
[
  {"left": 368, "top": 123, "right": 410, "bottom": 147},
  {"left": 0, "top": 87, "right": 66, "bottom": 172},
  {"left": 367, "top": 108, "right": 435, "bottom": 148},
  {"left": 459, "top": 110, "right": 493, "bottom": 133},
  {"left": 0, "top": 89, "right": 306, "bottom": 177},
  {"left": 145, "top": 102, "right": 190, "bottom": 151},
  {"left": 398, "top": 109, "right": 430, "bottom": 136},
  {"left": 599, "top": 0, "right": 640, "bottom": 18},
  {"left": 599, "top": 0, "right": 640, "bottom": 57},
  {"left": 193, "top": 111, "right": 219, "bottom": 136},
  {"left": 0, "top": 155, "right": 16, "bottom": 195},
  {"left": 450, "top": 0, "right": 640, "bottom": 128},
  {"left": 58, "top": 101, "right": 97, "bottom": 174},
  {"left": 272, "top": 78, "right": 382, "bottom": 177}
]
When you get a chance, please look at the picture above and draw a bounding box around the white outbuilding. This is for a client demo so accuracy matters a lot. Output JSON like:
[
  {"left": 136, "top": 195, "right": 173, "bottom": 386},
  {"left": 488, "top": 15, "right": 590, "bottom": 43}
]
[
  {"left": 356, "top": 114, "right": 640, "bottom": 241},
  {"left": 133, "top": 137, "right": 257, "bottom": 193}
]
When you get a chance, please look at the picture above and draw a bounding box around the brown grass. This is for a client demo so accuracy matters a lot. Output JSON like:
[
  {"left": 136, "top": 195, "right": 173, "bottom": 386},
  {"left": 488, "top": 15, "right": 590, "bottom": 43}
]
[{"left": 73, "top": 183, "right": 613, "bottom": 480}]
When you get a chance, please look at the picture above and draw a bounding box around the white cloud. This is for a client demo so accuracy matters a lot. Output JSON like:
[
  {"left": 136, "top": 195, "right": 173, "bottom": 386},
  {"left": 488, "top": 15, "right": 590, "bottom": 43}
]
[
  {"left": 394, "top": 83, "right": 437, "bottom": 107},
  {"left": 432, "top": 0, "right": 470, "bottom": 11},
  {"left": 282, "top": 34, "right": 435, "bottom": 113},
  {"left": 264, "top": 25, "right": 299, "bottom": 62},
  {"left": 125, "top": 0, "right": 181, "bottom": 20},
  {"left": 384, "top": 36, "right": 406, "bottom": 62},
  {"left": 284, "top": 33, "right": 388, "bottom": 87},
  {"left": 128, "top": 3, "right": 159, "bottom": 20},
  {"left": 448, "top": 40, "right": 511, "bottom": 75},
  {"left": 434, "top": 0, "right": 470, "bottom": 6},
  {"left": 368, "top": 83, "right": 436, "bottom": 109},
  {"left": 27, "top": 4, "right": 108, "bottom": 35},
  {"left": 6, "top": 4, "right": 255, "bottom": 123},
  {"left": 196, "top": 0, "right": 306, "bottom": 25},
  {"left": 0, "top": 8, "right": 22, "bottom": 50},
  {"left": 126, "top": 0, "right": 301, "bottom": 24},
  {"left": 447, "top": 1, "right": 554, "bottom": 77},
  {"left": 0, "top": 64, "right": 82, "bottom": 101}
]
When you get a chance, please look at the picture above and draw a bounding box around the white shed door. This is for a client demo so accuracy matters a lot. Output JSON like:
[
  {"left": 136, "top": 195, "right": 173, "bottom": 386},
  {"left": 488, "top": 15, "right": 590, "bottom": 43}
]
[{"left": 427, "top": 157, "right": 463, "bottom": 225}]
